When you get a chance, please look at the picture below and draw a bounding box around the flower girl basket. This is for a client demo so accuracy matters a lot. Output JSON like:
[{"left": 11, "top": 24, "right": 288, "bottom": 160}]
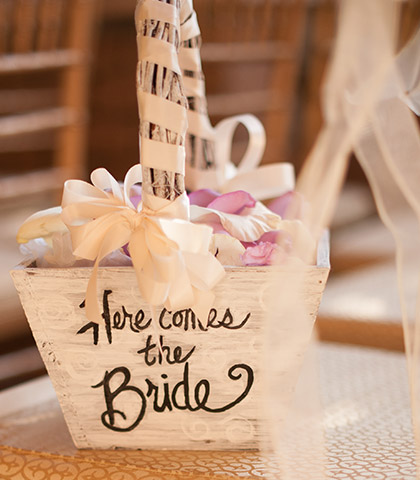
[{"left": 11, "top": 0, "right": 329, "bottom": 450}]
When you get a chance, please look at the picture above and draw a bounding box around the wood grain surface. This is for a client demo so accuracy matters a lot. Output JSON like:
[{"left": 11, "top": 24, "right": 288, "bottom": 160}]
[{"left": 11, "top": 257, "right": 329, "bottom": 450}]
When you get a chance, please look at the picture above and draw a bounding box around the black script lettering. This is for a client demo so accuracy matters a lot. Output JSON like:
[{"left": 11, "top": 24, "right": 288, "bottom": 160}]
[
  {"left": 171, "top": 363, "right": 192, "bottom": 411},
  {"left": 153, "top": 362, "right": 254, "bottom": 414},
  {"left": 113, "top": 306, "right": 134, "bottom": 330},
  {"left": 158, "top": 308, "right": 208, "bottom": 332},
  {"left": 146, "top": 374, "right": 173, "bottom": 412},
  {"left": 159, "top": 308, "right": 172, "bottom": 330},
  {"left": 137, "top": 335, "right": 195, "bottom": 366},
  {"left": 93, "top": 363, "right": 255, "bottom": 432},
  {"left": 207, "top": 308, "right": 251, "bottom": 330},
  {"left": 92, "top": 366, "right": 146, "bottom": 432},
  {"left": 137, "top": 335, "right": 156, "bottom": 366},
  {"left": 172, "top": 310, "right": 185, "bottom": 328},
  {"left": 101, "top": 290, "right": 113, "bottom": 343},
  {"left": 221, "top": 310, "right": 251, "bottom": 330},
  {"left": 113, "top": 311, "right": 123, "bottom": 329},
  {"left": 185, "top": 309, "right": 202, "bottom": 331},
  {"left": 157, "top": 362, "right": 254, "bottom": 414},
  {"left": 131, "top": 309, "right": 151, "bottom": 332},
  {"left": 207, "top": 308, "right": 218, "bottom": 328},
  {"left": 77, "top": 292, "right": 251, "bottom": 346},
  {"left": 200, "top": 364, "right": 254, "bottom": 412},
  {"left": 77, "top": 290, "right": 113, "bottom": 345},
  {"left": 77, "top": 291, "right": 152, "bottom": 345}
]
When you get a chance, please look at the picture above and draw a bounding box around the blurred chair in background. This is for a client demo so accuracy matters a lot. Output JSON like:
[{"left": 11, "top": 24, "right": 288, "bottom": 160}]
[
  {"left": 0, "top": 0, "right": 98, "bottom": 194},
  {"left": 195, "top": 0, "right": 308, "bottom": 166},
  {"left": 0, "top": 0, "right": 99, "bottom": 387}
]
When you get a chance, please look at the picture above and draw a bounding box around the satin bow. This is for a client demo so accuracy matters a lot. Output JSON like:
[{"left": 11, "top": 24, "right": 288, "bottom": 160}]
[
  {"left": 61, "top": 165, "right": 225, "bottom": 325},
  {"left": 186, "top": 114, "right": 295, "bottom": 200}
]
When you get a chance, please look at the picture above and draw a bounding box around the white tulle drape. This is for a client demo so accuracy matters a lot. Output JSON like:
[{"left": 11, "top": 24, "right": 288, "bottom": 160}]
[{"left": 263, "top": 1, "right": 420, "bottom": 478}]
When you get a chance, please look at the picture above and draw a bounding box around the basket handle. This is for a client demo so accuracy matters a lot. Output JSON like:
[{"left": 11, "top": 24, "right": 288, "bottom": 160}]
[{"left": 135, "top": 0, "right": 188, "bottom": 213}]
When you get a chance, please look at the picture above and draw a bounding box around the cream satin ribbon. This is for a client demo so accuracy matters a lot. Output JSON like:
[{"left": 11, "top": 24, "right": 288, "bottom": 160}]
[
  {"left": 185, "top": 114, "right": 295, "bottom": 200},
  {"left": 61, "top": 165, "right": 225, "bottom": 326}
]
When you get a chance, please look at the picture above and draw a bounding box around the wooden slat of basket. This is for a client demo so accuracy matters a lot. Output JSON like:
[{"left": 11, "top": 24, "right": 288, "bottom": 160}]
[{"left": 10, "top": 251, "right": 329, "bottom": 449}]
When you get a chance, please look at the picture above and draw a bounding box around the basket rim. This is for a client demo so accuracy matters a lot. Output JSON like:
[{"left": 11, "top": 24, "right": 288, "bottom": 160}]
[{"left": 11, "top": 231, "right": 330, "bottom": 273}]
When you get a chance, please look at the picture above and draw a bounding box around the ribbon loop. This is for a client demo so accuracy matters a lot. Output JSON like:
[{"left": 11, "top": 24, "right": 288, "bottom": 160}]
[
  {"left": 214, "top": 114, "right": 266, "bottom": 177},
  {"left": 61, "top": 167, "right": 225, "bottom": 326},
  {"left": 186, "top": 113, "right": 295, "bottom": 200}
]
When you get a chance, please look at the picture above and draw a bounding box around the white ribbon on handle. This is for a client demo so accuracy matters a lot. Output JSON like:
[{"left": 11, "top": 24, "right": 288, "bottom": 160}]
[
  {"left": 185, "top": 113, "right": 295, "bottom": 200},
  {"left": 61, "top": 165, "right": 225, "bottom": 326}
]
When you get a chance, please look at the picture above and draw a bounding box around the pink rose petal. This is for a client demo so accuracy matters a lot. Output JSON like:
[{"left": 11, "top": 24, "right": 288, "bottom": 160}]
[
  {"left": 258, "top": 230, "right": 292, "bottom": 253},
  {"left": 241, "top": 242, "right": 279, "bottom": 266},
  {"left": 268, "top": 191, "right": 305, "bottom": 219},
  {"left": 189, "top": 189, "right": 220, "bottom": 207},
  {"left": 258, "top": 231, "right": 279, "bottom": 243},
  {"left": 207, "top": 190, "right": 256, "bottom": 214},
  {"left": 241, "top": 241, "right": 258, "bottom": 249}
]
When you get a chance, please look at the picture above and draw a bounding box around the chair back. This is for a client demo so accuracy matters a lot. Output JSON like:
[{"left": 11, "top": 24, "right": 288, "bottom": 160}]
[
  {"left": 0, "top": 0, "right": 98, "bottom": 201},
  {"left": 194, "top": 0, "right": 307, "bottom": 165}
]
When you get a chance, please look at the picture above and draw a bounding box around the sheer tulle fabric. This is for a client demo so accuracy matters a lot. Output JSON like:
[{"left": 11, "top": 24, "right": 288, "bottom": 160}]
[{"left": 264, "top": 0, "right": 420, "bottom": 478}]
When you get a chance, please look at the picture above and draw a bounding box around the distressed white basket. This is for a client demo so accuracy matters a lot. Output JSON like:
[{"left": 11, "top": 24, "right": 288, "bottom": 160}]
[{"left": 11, "top": 234, "right": 329, "bottom": 450}]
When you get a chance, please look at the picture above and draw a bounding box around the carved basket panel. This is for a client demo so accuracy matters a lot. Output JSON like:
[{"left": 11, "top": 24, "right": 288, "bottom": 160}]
[{"left": 11, "top": 253, "right": 329, "bottom": 450}]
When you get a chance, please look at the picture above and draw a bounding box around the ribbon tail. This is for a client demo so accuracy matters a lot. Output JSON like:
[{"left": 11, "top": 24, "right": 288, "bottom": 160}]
[
  {"left": 85, "top": 256, "right": 103, "bottom": 325},
  {"left": 165, "top": 268, "right": 195, "bottom": 313},
  {"left": 83, "top": 226, "right": 132, "bottom": 325},
  {"left": 221, "top": 163, "right": 296, "bottom": 201}
]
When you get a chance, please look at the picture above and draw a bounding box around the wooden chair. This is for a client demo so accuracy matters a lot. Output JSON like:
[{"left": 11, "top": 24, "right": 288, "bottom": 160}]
[
  {"left": 0, "top": 0, "right": 98, "bottom": 387},
  {"left": 193, "top": 0, "right": 308, "bottom": 165},
  {"left": 0, "top": 0, "right": 98, "bottom": 201}
]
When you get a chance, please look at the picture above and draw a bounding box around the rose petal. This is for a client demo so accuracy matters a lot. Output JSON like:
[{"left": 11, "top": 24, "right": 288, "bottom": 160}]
[
  {"left": 210, "top": 234, "right": 245, "bottom": 266},
  {"left": 258, "top": 230, "right": 292, "bottom": 253},
  {"left": 258, "top": 231, "right": 279, "bottom": 243},
  {"left": 241, "top": 241, "right": 258, "bottom": 249},
  {"left": 188, "top": 189, "right": 220, "bottom": 207},
  {"left": 190, "top": 201, "right": 282, "bottom": 242},
  {"left": 268, "top": 191, "right": 306, "bottom": 219},
  {"left": 207, "top": 190, "right": 256, "bottom": 214},
  {"left": 242, "top": 242, "right": 278, "bottom": 266},
  {"left": 17, "top": 206, "right": 67, "bottom": 244}
]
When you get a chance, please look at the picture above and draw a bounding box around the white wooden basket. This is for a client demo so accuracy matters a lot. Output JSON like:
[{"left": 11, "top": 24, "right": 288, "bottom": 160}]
[
  {"left": 11, "top": 235, "right": 329, "bottom": 450},
  {"left": 11, "top": 0, "right": 330, "bottom": 451}
]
